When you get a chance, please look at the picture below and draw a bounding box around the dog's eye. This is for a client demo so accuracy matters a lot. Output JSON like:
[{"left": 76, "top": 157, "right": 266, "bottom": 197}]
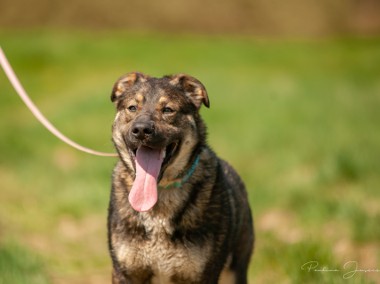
[
  {"left": 162, "top": 107, "right": 174, "bottom": 114},
  {"left": 127, "top": 105, "right": 137, "bottom": 112}
]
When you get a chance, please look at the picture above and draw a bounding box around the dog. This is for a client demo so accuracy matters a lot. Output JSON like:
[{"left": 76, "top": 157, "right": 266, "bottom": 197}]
[{"left": 107, "top": 72, "right": 254, "bottom": 284}]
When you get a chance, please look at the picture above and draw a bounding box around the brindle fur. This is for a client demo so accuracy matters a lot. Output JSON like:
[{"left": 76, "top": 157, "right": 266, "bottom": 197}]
[{"left": 108, "top": 72, "right": 254, "bottom": 284}]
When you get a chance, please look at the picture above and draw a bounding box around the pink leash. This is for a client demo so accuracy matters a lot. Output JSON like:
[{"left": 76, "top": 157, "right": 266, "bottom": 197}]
[{"left": 0, "top": 46, "right": 117, "bottom": 157}]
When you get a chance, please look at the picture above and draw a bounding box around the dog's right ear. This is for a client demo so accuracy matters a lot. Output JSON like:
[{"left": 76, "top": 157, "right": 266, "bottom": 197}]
[
  {"left": 111, "top": 72, "right": 148, "bottom": 102},
  {"left": 168, "top": 74, "right": 210, "bottom": 109}
]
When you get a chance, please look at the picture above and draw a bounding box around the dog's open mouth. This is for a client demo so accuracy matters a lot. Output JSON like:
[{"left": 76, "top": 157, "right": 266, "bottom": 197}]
[{"left": 128, "top": 142, "right": 179, "bottom": 212}]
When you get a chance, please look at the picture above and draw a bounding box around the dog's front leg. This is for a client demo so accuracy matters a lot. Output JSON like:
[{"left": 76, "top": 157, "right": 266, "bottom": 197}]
[{"left": 112, "top": 268, "right": 128, "bottom": 284}]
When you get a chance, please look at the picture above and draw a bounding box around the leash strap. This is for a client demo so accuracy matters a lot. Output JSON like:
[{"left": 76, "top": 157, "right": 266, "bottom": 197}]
[{"left": 0, "top": 46, "right": 117, "bottom": 157}]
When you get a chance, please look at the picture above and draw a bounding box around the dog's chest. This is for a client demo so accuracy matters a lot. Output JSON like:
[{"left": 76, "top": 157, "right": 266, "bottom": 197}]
[{"left": 116, "top": 214, "right": 210, "bottom": 282}]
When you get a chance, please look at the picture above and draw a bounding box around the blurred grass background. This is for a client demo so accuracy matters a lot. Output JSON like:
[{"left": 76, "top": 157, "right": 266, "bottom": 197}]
[{"left": 1, "top": 1, "right": 380, "bottom": 283}]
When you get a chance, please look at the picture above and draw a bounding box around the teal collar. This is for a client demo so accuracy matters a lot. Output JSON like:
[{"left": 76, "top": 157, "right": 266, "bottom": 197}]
[{"left": 158, "top": 154, "right": 200, "bottom": 190}]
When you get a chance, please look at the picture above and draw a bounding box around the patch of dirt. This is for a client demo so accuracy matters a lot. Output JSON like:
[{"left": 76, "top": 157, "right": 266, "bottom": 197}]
[
  {"left": 24, "top": 214, "right": 111, "bottom": 284},
  {"left": 257, "top": 209, "right": 304, "bottom": 244},
  {"left": 52, "top": 271, "right": 111, "bottom": 284}
]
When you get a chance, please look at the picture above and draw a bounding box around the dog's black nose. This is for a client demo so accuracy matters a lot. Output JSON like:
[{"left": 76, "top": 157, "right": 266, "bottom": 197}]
[{"left": 131, "top": 122, "right": 154, "bottom": 140}]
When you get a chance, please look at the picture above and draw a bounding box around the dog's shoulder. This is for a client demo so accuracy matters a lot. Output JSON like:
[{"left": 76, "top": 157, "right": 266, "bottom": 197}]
[{"left": 218, "top": 158, "right": 247, "bottom": 197}]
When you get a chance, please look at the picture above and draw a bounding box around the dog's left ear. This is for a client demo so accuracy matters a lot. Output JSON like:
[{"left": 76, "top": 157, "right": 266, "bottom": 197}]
[{"left": 168, "top": 74, "right": 210, "bottom": 109}]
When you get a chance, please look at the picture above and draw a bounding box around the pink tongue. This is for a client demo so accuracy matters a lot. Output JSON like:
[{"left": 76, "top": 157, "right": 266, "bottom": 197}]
[{"left": 129, "top": 146, "right": 164, "bottom": 212}]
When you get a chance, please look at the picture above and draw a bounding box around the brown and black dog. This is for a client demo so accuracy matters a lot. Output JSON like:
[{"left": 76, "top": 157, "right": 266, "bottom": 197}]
[{"left": 108, "top": 72, "right": 254, "bottom": 284}]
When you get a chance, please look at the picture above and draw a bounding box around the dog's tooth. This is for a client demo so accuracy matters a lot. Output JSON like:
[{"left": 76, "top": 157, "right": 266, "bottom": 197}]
[{"left": 161, "top": 149, "right": 166, "bottom": 160}]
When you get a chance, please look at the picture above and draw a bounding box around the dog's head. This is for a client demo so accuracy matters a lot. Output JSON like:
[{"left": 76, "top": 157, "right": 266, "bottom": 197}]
[{"left": 111, "top": 72, "right": 209, "bottom": 212}]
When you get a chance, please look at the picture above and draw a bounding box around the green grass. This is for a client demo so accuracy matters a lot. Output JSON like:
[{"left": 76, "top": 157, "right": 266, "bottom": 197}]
[
  {"left": 0, "top": 241, "right": 50, "bottom": 284},
  {"left": 0, "top": 30, "right": 379, "bottom": 283}
]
